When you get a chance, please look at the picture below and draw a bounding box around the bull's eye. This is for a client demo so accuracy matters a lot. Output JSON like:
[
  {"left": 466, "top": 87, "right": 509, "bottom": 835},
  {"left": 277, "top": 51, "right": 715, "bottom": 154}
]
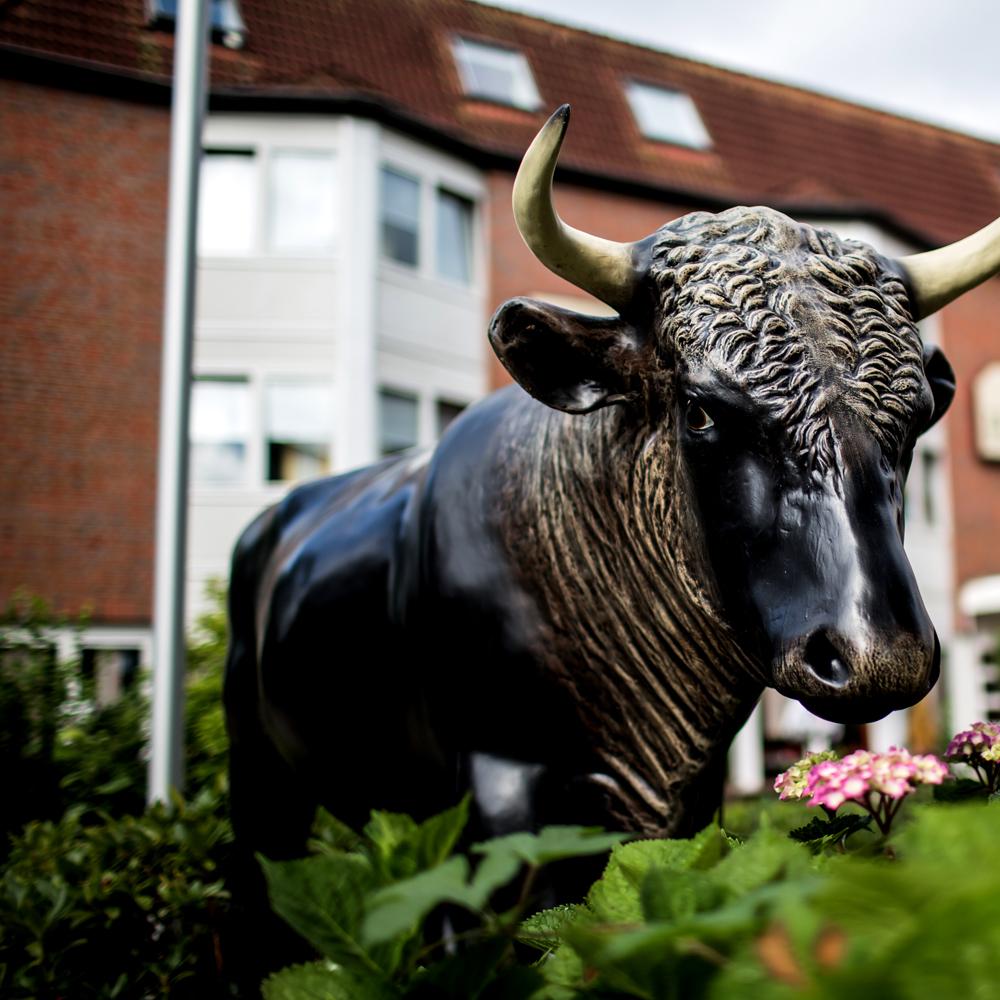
[{"left": 686, "top": 401, "right": 715, "bottom": 432}]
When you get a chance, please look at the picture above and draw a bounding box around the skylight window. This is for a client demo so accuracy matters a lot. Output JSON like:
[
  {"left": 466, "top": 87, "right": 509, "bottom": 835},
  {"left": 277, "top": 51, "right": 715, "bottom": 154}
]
[
  {"left": 452, "top": 37, "right": 541, "bottom": 110},
  {"left": 148, "top": 0, "right": 247, "bottom": 50},
  {"left": 626, "top": 81, "right": 712, "bottom": 149}
]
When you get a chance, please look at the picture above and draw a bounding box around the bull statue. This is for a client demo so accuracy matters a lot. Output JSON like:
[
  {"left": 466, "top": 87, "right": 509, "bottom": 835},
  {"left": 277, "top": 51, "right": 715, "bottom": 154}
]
[{"left": 225, "top": 105, "right": 1000, "bottom": 880}]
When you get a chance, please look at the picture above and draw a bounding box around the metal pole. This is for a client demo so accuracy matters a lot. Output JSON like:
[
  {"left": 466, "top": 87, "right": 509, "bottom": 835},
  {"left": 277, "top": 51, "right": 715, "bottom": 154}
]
[{"left": 149, "top": 0, "right": 210, "bottom": 804}]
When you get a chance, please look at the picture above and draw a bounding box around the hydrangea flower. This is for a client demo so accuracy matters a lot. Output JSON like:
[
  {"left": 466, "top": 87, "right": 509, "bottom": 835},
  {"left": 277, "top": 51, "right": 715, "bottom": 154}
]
[
  {"left": 945, "top": 721, "right": 1000, "bottom": 792},
  {"left": 774, "top": 746, "right": 948, "bottom": 835},
  {"left": 773, "top": 750, "right": 837, "bottom": 801}
]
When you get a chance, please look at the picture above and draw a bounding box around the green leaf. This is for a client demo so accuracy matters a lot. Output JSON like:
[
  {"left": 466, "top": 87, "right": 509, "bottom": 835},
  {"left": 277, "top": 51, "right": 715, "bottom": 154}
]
[
  {"left": 260, "top": 853, "right": 382, "bottom": 971},
  {"left": 562, "top": 922, "right": 680, "bottom": 1000},
  {"left": 364, "top": 797, "right": 470, "bottom": 883},
  {"left": 640, "top": 867, "right": 722, "bottom": 924},
  {"left": 362, "top": 856, "right": 477, "bottom": 946},
  {"left": 518, "top": 903, "right": 588, "bottom": 952},
  {"left": 788, "top": 812, "right": 872, "bottom": 846},
  {"left": 412, "top": 797, "right": 471, "bottom": 871},
  {"left": 310, "top": 808, "right": 365, "bottom": 855},
  {"left": 587, "top": 825, "right": 722, "bottom": 924},
  {"left": 472, "top": 826, "right": 629, "bottom": 869},
  {"left": 261, "top": 960, "right": 399, "bottom": 1000},
  {"left": 709, "top": 825, "right": 811, "bottom": 899}
]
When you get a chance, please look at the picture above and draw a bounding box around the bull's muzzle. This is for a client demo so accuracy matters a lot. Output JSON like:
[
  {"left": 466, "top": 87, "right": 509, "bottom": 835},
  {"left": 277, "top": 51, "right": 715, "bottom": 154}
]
[{"left": 774, "top": 627, "right": 941, "bottom": 724}]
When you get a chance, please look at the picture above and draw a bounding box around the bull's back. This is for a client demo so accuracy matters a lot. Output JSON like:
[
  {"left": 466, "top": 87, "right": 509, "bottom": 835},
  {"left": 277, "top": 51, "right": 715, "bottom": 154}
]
[{"left": 225, "top": 452, "right": 444, "bottom": 824}]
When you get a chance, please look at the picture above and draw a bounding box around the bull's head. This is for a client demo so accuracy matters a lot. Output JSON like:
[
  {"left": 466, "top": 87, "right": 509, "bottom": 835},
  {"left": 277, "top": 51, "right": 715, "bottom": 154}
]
[{"left": 491, "top": 106, "right": 1000, "bottom": 725}]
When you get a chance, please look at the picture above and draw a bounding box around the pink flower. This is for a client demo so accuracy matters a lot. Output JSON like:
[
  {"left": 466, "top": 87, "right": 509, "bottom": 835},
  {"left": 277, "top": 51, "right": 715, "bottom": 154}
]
[
  {"left": 945, "top": 721, "right": 1000, "bottom": 793},
  {"left": 946, "top": 722, "right": 1000, "bottom": 762},
  {"left": 775, "top": 744, "right": 949, "bottom": 837}
]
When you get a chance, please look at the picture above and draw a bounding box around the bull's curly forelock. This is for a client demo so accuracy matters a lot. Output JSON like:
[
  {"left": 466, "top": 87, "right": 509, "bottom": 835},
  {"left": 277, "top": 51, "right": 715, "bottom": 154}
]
[{"left": 648, "top": 206, "right": 925, "bottom": 476}]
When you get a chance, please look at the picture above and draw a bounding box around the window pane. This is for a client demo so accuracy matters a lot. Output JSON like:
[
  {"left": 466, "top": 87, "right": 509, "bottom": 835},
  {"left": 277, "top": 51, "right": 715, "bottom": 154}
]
[
  {"left": 379, "top": 388, "right": 419, "bottom": 456},
  {"left": 436, "top": 189, "right": 473, "bottom": 283},
  {"left": 436, "top": 399, "right": 465, "bottom": 436},
  {"left": 452, "top": 38, "right": 540, "bottom": 110},
  {"left": 265, "top": 379, "right": 332, "bottom": 482},
  {"left": 191, "top": 377, "right": 249, "bottom": 485},
  {"left": 380, "top": 167, "right": 420, "bottom": 266},
  {"left": 268, "top": 150, "right": 337, "bottom": 253},
  {"left": 626, "top": 82, "right": 712, "bottom": 149},
  {"left": 199, "top": 151, "right": 256, "bottom": 254}
]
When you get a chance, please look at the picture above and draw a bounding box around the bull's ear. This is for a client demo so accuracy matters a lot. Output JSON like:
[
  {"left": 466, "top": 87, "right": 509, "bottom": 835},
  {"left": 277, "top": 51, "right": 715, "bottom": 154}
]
[
  {"left": 488, "top": 297, "right": 648, "bottom": 414},
  {"left": 922, "top": 343, "right": 956, "bottom": 428}
]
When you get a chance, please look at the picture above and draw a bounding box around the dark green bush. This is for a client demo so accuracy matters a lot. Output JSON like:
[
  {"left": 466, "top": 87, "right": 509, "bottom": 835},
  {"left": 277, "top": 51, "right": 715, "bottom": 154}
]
[
  {"left": 0, "top": 586, "right": 236, "bottom": 998},
  {"left": 1, "top": 586, "right": 230, "bottom": 832},
  {"left": 0, "top": 792, "right": 233, "bottom": 999}
]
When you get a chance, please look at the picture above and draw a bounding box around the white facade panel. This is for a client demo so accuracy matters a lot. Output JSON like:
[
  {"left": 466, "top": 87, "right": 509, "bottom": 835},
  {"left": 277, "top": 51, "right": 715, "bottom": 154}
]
[
  {"left": 185, "top": 114, "right": 488, "bottom": 621},
  {"left": 197, "top": 260, "right": 338, "bottom": 327},
  {"left": 378, "top": 268, "right": 485, "bottom": 371}
]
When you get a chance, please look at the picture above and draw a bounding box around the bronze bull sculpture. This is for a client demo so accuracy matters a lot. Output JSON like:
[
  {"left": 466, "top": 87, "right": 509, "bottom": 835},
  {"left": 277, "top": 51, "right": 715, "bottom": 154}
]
[{"left": 224, "top": 106, "right": 1000, "bottom": 929}]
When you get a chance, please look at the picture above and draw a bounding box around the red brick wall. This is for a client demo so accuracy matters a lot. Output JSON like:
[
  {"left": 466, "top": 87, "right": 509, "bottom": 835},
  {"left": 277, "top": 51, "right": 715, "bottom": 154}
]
[
  {"left": 0, "top": 80, "right": 168, "bottom": 623},
  {"left": 485, "top": 170, "right": 689, "bottom": 389},
  {"left": 939, "top": 277, "right": 1000, "bottom": 618}
]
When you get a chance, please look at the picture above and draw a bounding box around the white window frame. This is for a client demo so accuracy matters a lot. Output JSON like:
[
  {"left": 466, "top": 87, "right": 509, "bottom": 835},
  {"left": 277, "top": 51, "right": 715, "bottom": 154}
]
[
  {"left": 451, "top": 36, "right": 541, "bottom": 111},
  {"left": 377, "top": 158, "right": 481, "bottom": 290},
  {"left": 378, "top": 164, "right": 423, "bottom": 269},
  {"left": 190, "top": 368, "right": 336, "bottom": 493},
  {"left": 625, "top": 80, "right": 712, "bottom": 150},
  {"left": 378, "top": 382, "right": 474, "bottom": 452},
  {"left": 198, "top": 144, "right": 340, "bottom": 260}
]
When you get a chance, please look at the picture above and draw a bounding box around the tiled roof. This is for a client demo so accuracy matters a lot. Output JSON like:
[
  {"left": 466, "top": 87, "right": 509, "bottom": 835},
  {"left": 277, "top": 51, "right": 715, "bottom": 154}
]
[{"left": 4, "top": 0, "right": 1000, "bottom": 244}]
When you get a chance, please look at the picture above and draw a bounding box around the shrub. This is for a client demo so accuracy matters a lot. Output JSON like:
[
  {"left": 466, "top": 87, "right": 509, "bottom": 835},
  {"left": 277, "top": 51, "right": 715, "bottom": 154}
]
[
  {"left": 0, "top": 792, "right": 234, "bottom": 999},
  {"left": 260, "top": 797, "right": 1000, "bottom": 1000},
  {"left": 0, "top": 585, "right": 231, "bottom": 835},
  {"left": 0, "top": 585, "right": 236, "bottom": 998}
]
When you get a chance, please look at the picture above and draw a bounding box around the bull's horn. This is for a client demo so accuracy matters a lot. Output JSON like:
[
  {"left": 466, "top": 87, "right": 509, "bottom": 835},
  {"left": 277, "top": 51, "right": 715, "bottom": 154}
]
[
  {"left": 898, "top": 214, "right": 1000, "bottom": 319},
  {"left": 513, "top": 105, "right": 638, "bottom": 312}
]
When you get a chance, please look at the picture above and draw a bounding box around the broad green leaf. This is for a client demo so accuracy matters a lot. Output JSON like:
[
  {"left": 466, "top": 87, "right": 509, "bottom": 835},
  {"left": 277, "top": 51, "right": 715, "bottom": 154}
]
[
  {"left": 709, "top": 825, "right": 811, "bottom": 898},
  {"left": 640, "top": 867, "right": 722, "bottom": 924},
  {"left": 364, "top": 798, "right": 469, "bottom": 883},
  {"left": 533, "top": 941, "right": 587, "bottom": 996},
  {"left": 472, "top": 826, "right": 629, "bottom": 868},
  {"left": 260, "top": 853, "right": 379, "bottom": 970},
  {"left": 362, "top": 856, "right": 477, "bottom": 946},
  {"left": 261, "top": 960, "right": 398, "bottom": 1000},
  {"left": 412, "top": 797, "right": 470, "bottom": 871},
  {"left": 587, "top": 825, "right": 721, "bottom": 923},
  {"left": 309, "top": 808, "right": 364, "bottom": 855},
  {"left": 563, "top": 922, "right": 679, "bottom": 1000}
]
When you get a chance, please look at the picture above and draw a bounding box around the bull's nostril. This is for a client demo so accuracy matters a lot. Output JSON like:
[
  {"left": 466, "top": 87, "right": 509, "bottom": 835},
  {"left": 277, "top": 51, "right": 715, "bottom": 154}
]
[{"left": 804, "top": 632, "right": 851, "bottom": 689}]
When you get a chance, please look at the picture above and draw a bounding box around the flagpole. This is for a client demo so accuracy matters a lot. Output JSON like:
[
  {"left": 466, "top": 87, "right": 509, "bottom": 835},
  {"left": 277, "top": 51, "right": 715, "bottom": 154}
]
[{"left": 149, "top": 0, "right": 210, "bottom": 804}]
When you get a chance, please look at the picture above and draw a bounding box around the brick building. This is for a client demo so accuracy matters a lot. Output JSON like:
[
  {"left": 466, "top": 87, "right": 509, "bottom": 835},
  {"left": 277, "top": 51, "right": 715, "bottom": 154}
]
[{"left": 3, "top": 0, "right": 1000, "bottom": 746}]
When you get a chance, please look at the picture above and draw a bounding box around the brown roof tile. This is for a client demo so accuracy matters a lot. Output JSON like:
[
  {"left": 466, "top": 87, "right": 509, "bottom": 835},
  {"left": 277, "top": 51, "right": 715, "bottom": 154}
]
[{"left": 3, "top": 0, "right": 999, "bottom": 243}]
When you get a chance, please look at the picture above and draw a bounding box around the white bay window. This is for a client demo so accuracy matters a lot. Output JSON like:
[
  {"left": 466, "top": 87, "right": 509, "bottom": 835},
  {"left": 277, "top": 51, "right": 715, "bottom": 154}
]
[{"left": 198, "top": 147, "right": 338, "bottom": 257}]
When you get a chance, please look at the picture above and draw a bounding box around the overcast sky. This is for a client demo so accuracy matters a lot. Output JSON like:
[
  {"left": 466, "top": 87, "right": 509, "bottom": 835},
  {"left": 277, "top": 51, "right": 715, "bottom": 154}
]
[{"left": 482, "top": 0, "right": 1000, "bottom": 143}]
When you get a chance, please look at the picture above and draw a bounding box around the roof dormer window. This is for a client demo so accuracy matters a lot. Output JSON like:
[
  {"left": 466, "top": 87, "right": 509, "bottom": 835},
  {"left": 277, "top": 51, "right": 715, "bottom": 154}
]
[
  {"left": 451, "top": 37, "right": 541, "bottom": 111},
  {"left": 625, "top": 81, "right": 712, "bottom": 149},
  {"left": 148, "top": 0, "right": 247, "bottom": 50}
]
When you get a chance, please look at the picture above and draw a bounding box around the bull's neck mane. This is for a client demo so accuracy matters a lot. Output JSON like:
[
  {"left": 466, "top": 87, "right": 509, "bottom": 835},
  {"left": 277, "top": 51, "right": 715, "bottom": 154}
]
[{"left": 497, "top": 397, "right": 764, "bottom": 834}]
